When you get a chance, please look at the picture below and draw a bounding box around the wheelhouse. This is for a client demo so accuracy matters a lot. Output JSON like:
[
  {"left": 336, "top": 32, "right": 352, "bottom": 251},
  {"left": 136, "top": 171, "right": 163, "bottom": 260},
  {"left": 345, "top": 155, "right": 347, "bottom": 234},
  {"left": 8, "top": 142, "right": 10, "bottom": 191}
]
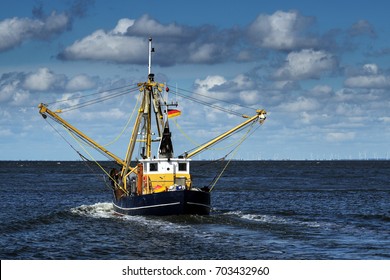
[{"left": 140, "top": 158, "right": 192, "bottom": 193}]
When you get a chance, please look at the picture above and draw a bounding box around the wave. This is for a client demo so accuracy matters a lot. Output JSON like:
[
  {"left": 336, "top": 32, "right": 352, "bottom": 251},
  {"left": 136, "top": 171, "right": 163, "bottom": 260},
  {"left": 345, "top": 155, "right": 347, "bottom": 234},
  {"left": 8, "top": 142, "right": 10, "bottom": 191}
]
[
  {"left": 69, "top": 203, "right": 328, "bottom": 232},
  {"left": 70, "top": 202, "right": 114, "bottom": 219},
  {"left": 354, "top": 213, "right": 390, "bottom": 222},
  {"left": 224, "top": 211, "right": 321, "bottom": 228},
  {"left": 0, "top": 210, "right": 71, "bottom": 234},
  {"left": 70, "top": 202, "right": 194, "bottom": 234}
]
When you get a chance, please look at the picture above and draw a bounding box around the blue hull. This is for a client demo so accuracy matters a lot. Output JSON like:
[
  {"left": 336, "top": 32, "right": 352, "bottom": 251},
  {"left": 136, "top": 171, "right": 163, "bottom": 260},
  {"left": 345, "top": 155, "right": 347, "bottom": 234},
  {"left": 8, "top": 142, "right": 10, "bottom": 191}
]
[{"left": 113, "top": 190, "right": 211, "bottom": 216}]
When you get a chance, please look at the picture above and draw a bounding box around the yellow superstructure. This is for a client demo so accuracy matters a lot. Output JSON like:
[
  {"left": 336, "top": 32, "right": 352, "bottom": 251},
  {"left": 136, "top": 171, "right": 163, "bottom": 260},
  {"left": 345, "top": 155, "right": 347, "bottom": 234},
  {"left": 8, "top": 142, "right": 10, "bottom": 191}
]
[{"left": 141, "top": 158, "right": 192, "bottom": 194}]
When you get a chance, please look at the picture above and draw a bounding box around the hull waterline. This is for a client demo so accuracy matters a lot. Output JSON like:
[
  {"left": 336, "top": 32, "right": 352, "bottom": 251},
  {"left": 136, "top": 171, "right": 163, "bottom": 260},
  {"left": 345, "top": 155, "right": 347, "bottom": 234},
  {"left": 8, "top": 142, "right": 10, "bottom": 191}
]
[{"left": 113, "top": 190, "right": 211, "bottom": 216}]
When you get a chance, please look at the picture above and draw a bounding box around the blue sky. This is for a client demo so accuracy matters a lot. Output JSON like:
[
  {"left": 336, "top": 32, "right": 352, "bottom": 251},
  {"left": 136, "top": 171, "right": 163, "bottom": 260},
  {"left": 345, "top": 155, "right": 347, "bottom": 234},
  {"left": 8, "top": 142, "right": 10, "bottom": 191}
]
[{"left": 1, "top": 0, "right": 390, "bottom": 160}]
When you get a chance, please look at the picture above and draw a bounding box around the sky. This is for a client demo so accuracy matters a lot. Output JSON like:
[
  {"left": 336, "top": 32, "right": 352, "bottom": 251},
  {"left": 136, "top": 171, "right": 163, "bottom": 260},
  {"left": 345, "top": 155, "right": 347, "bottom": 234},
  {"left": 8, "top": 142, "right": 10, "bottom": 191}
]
[{"left": 1, "top": 0, "right": 390, "bottom": 161}]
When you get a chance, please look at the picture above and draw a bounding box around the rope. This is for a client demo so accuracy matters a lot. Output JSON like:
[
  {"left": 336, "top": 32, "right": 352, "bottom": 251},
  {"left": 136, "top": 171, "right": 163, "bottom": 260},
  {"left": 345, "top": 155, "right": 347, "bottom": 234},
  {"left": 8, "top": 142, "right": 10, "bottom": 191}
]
[
  {"left": 45, "top": 115, "right": 126, "bottom": 192},
  {"left": 60, "top": 88, "right": 136, "bottom": 112},
  {"left": 44, "top": 118, "right": 114, "bottom": 189},
  {"left": 209, "top": 121, "right": 259, "bottom": 192},
  {"left": 172, "top": 118, "right": 200, "bottom": 146},
  {"left": 66, "top": 128, "right": 128, "bottom": 194},
  {"left": 47, "top": 84, "right": 139, "bottom": 106},
  {"left": 44, "top": 118, "right": 82, "bottom": 156},
  {"left": 167, "top": 84, "right": 258, "bottom": 112},
  {"left": 173, "top": 117, "right": 260, "bottom": 155},
  {"left": 180, "top": 119, "right": 258, "bottom": 158},
  {"left": 171, "top": 89, "right": 243, "bottom": 117},
  {"left": 101, "top": 91, "right": 141, "bottom": 147}
]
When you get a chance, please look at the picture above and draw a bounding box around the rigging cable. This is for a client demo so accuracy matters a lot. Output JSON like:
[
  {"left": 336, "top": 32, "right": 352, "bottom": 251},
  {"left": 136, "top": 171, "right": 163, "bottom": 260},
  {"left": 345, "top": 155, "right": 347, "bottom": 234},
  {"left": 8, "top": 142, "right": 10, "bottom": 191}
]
[
  {"left": 171, "top": 89, "right": 243, "bottom": 117},
  {"left": 47, "top": 84, "right": 139, "bottom": 106},
  {"left": 167, "top": 84, "right": 259, "bottom": 115},
  {"left": 46, "top": 113, "right": 117, "bottom": 162},
  {"left": 43, "top": 84, "right": 141, "bottom": 149},
  {"left": 65, "top": 126, "right": 127, "bottom": 193},
  {"left": 179, "top": 119, "right": 260, "bottom": 158},
  {"left": 171, "top": 118, "right": 200, "bottom": 146},
  {"left": 60, "top": 87, "right": 139, "bottom": 112},
  {"left": 43, "top": 117, "right": 84, "bottom": 158},
  {"left": 44, "top": 117, "right": 116, "bottom": 190},
  {"left": 101, "top": 91, "right": 142, "bottom": 147},
  {"left": 174, "top": 116, "right": 261, "bottom": 154},
  {"left": 209, "top": 122, "right": 260, "bottom": 192}
]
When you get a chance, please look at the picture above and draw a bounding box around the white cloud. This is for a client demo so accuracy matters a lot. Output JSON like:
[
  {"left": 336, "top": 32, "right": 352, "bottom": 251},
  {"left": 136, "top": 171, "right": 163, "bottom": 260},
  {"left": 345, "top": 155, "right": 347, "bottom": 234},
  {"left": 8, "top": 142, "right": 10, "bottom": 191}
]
[
  {"left": 66, "top": 75, "right": 96, "bottom": 91},
  {"left": 21, "top": 68, "right": 98, "bottom": 92},
  {"left": 334, "top": 88, "right": 355, "bottom": 102},
  {"left": 239, "top": 90, "right": 260, "bottom": 104},
  {"left": 300, "top": 111, "right": 315, "bottom": 124},
  {"left": 300, "top": 111, "right": 331, "bottom": 125},
  {"left": 378, "top": 117, "right": 390, "bottom": 123},
  {"left": 345, "top": 75, "right": 390, "bottom": 89},
  {"left": 0, "top": 75, "right": 31, "bottom": 106},
  {"left": 344, "top": 64, "right": 390, "bottom": 89},
  {"left": 248, "top": 10, "right": 318, "bottom": 50},
  {"left": 0, "top": 128, "right": 13, "bottom": 137},
  {"left": 0, "top": 12, "right": 70, "bottom": 52},
  {"left": 59, "top": 29, "right": 146, "bottom": 63},
  {"left": 189, "top": 43, "right": 219, "bottom": 63},
  {"left": 277, "top": 96, "right": 319, "bottom": 112},
  {"left": 192, "top": 73, "right": 267, "bottom": 110},
  {"left": 43, "top": 12, "right": 69, "bottom": 34},
  {"left": 58, "top": 16, "right": 228, "bottom": 65},
  {"left": 58, "top": 16, "right": 186, "bottom": 64},
  {"left": 193, "top": 75, "right": 233, "bottom": 106},
  {"left": 348, "top": 20, "right": 376, "bottom": 37},
  {"left": 23, "top": 68, "right": 65, "bottom": 91},
  {"left": 0, "top": 109, "right": 11, "bottom": 119},
  {"left": 326, "top": 132, "right": 356, "bottom": 142},
  {"left": 272, "top": 80, "right": 299, "bottom": 91},
  {"left": 310, "top": 85, "right": 333, "bottom": 96},
  {"left": 232, "top": 74, "right": 255, "bottom": 89},
  {"left": 112, "top": 18, "right": 135, "bottom": 35},
  {"left": 194, "top": 75, "right": 227, "bottom": 94},
  {"left": 335, "top": 103, "right": 364, "bottom": 117},
  {"left": 193, "top": 74, "right": 262, "bottom": 106},
  {"left": 363, "top": 64, "right": 378, "bottom": 75},
  {"left": 126, "top": 15, "right": 183, "bottom": 37},
  {"left": 56, "top": 93, "right": 80, "bottom": 108},
  {"left": 81, "top": 108, "right": 126, "bottom": 121},
  {"left": 55, "top": 11, "right": 344, "bottom": 66},
  {"left": 11, "top": 91, "right": 30, "bottom": 106},
  {"left": 57, "top": 12, "right": 324, "bottom": 66},
  {"left": 0, "top": 80, "right": 19, "bottom": 102},
  {"left": 274, "top": 49, "right": 337, "bottom": 80},
  {"left": 187, "top": 74, "right": 264, "bottom": 125}
]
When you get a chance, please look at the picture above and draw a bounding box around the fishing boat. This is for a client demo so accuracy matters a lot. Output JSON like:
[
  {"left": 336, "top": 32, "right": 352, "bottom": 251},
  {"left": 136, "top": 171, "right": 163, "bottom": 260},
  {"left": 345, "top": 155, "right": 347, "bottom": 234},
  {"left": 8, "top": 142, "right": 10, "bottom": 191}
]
[{"left": 38, "top": 38, "right": 266, "bottom": 216}]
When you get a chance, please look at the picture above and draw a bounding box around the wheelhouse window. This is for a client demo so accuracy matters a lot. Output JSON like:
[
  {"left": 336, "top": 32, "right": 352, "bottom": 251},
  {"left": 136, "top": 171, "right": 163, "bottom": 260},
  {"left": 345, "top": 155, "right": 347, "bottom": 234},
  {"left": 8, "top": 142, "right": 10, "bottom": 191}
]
[
  {"left": 149, "top": 163, "right": 158, "bottom": 172},
  {"left": 178, "top": 163, "right": 187, "bottom": 171}
]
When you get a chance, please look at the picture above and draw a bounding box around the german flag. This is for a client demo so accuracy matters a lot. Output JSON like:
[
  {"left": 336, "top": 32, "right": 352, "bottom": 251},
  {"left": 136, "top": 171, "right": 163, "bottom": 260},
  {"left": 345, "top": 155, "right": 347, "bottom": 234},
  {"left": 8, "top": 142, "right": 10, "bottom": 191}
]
[{"left": 168, "top": 109, "right": 181, "bottom": 118}]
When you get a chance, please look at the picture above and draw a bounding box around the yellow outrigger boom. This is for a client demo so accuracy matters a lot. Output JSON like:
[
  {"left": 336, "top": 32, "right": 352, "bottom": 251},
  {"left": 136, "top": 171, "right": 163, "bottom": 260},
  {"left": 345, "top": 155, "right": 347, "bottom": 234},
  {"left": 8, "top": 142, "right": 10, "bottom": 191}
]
[
  {"left": 185, "top": 109, "right": 267, "bottom": 159},
  {"left": 38, "top": 103, "right": 126, "bottom": 167}
]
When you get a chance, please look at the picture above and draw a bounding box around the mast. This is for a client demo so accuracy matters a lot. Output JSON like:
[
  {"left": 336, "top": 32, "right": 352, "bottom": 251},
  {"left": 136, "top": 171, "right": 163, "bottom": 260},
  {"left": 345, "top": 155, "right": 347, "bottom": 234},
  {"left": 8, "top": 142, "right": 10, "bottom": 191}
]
[
  {"left": 148, "top": 37, "right": 153, "bottom": 75},
  {"left": 123, "top": 37, "right": 163, "bottom": 165},
  {"left": 146, "top": 37, "right": 154, "bottom": 159}
]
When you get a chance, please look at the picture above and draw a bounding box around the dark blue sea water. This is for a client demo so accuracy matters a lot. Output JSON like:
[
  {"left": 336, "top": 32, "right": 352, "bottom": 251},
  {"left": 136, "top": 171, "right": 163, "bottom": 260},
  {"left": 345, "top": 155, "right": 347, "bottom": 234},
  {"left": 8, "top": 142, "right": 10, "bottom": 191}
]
[{"left": 0, "top": 160, "right": 389, "bottom": 260}]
